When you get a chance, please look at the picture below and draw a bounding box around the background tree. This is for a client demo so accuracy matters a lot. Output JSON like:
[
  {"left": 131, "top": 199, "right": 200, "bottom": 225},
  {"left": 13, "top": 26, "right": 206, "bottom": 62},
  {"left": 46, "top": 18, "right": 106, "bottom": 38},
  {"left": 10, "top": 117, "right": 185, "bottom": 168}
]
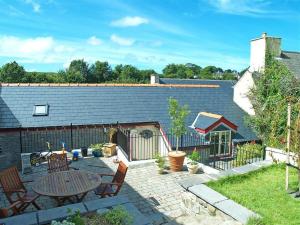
[
  {"left": 65, "top": 59, "right": 89, "bottom": 83},
  {"left": 89, "top": 61, "right": 112, "bottom": 83},
  {"left": 0, "top": 61, "right": 26, "bottom": 82},
  {"left": 168, "top": 97, "right": 190, "bottom": 152},
  {"left": 118, "top": 65, "right": 140, "bottom": 83}
]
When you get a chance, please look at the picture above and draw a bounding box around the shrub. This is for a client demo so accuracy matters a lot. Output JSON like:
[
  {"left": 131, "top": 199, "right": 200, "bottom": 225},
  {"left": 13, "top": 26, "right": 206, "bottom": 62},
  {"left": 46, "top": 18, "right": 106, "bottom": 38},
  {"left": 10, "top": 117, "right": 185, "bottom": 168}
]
[
  {"left": 67, "top": 210, "right": 84, "bottom": 225},
  {"left": 102, "top": 206, "right": 133, "bottom": 225},
  {"left": 51, "top": 220, "right": 75, "bottom": 225},
  {"left": 154, "top": 154, "right": 166, "bottom": 169},
  {"left": 188, "top": 150, "right": 200, "bottom": 165},
  {"left": 234, "top": 143, "right": 263, "bottom": 167},
  {"left": 90, "top": 143, "right": 104, "bottom": 152}
]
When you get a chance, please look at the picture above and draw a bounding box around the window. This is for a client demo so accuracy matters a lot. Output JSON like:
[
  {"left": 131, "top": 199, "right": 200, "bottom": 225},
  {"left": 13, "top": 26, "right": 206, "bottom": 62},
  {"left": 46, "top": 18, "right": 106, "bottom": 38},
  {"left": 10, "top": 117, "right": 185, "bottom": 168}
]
[
  {"left": 209, "top": 130, "right": 231, "bottom": 156},
  {"left": 33, "top": 104, "right": 49, "bottom": 116}
]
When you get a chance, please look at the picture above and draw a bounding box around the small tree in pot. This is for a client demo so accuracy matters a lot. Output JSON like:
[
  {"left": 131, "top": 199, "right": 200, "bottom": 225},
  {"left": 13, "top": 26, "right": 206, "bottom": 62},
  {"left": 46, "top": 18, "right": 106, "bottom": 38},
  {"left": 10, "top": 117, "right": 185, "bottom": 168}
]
[
  {"left": 187, "top": 150, "right": 200, "bottom": 174},
  {"left": 168, "top": 97, "right": 190, "bottom": 172}
]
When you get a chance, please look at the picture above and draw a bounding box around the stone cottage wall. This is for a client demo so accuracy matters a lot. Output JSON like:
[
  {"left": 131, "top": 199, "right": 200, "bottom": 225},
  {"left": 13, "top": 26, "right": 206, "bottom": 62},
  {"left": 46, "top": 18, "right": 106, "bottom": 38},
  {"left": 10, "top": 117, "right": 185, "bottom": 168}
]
[{"left": 0, "top": 131, "right": 21, "bottom": 170}]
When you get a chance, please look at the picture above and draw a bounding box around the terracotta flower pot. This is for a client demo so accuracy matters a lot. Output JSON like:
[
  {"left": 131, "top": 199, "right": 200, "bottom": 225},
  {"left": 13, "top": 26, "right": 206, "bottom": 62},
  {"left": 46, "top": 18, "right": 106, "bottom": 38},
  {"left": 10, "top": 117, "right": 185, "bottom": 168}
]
[{"left": 168, "top": 151, "right": 186, "bottom": 172}]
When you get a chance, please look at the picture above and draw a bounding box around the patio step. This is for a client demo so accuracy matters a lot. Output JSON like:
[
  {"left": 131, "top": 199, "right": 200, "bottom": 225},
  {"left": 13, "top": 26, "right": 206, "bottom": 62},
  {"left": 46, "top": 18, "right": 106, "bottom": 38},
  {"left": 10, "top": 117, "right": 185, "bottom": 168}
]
[{"left": 0, "top": 196, "right": 150, "bottom": 225}]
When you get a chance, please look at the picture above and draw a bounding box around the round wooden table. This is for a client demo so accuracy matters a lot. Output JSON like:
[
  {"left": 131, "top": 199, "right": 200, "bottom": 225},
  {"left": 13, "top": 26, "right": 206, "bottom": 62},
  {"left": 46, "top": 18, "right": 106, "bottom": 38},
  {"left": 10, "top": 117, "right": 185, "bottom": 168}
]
[{"left": 32, "top": 170, "right": 101, "bottom": 205}]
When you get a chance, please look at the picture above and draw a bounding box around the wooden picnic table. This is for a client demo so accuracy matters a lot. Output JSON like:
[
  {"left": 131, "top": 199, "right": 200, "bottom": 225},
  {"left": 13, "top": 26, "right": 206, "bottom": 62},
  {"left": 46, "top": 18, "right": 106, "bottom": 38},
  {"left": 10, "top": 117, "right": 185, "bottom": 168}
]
[{"left": 32, "top": 170, "right": 101, "bottom": 205}]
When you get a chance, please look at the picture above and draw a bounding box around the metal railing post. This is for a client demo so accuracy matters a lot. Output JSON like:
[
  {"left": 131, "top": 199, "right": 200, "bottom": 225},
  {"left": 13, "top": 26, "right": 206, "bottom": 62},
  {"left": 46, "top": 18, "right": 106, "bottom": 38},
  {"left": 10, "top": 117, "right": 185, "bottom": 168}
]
[
  {"left": 19, "top": 126, "right": 23, "bottom": 153},
  {"left": 70, "top": 123, "right": 73, "bottom": 150},
  {"left": 263, "top": 144, "right": 266, "bottom": 160}
]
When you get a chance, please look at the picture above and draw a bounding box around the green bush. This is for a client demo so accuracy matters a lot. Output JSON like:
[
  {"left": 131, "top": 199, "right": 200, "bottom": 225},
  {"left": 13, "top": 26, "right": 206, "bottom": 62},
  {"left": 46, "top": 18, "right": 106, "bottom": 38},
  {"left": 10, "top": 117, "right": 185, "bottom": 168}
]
[
  {"left": 67, "top": 210, "right": 84, "bottom": 225},
  {"left": 234, "top": 143, "right": 263, "bottom": 167},
  {"left": 188, "top": 151, "right": 200, "bottom": 165},
  {"left": 102, "top": 206, "right": 133, "bottom": 225},
  {"left": 154, "top": 154, "right": 166, "bottom": 169},
  {"left": 90, "top": 143, "right": 104, "bottom": 152}
]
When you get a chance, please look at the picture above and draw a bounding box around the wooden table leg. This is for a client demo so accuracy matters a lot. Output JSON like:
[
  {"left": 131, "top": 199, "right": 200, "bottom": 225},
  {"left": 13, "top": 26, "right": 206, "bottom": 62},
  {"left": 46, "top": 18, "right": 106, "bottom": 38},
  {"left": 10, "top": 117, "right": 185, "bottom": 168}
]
[{"left": 75, "top": 192, "right": 88, "bottom": 202}]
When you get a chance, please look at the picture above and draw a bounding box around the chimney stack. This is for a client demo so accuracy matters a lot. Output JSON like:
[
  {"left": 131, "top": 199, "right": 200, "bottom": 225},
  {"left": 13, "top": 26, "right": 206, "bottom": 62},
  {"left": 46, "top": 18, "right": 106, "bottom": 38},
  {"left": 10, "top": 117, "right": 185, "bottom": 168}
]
[
  {"left": 150, "top": 74, "right": 159, "bottom": 84},
  {"left": 250, "top": 32, "right": 281, "bottom": 72}
]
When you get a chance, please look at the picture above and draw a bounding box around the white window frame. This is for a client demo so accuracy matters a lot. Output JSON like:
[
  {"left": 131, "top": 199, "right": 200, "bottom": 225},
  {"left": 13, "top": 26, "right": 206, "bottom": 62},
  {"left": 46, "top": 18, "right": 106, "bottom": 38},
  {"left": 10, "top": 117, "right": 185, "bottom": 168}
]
[{"left": 33, "top": 104, "right": 49, "bottom": 116}]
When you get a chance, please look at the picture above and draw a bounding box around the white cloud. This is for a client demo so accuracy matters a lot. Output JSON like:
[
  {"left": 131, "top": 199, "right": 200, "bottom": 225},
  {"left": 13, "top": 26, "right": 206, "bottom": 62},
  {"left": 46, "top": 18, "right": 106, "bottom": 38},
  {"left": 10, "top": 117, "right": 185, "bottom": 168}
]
[
  {"left": 111, "top": 16, "right": 148, "bottom": 27},
  {"left": 0, "top": 36, "right": 54, "bottom": 55},
  {"left": 206, "top": 0, "right": 281, "bottom": 17},
  {"left": 110, "top": 34, "right": 135, "bottom": 46},
  {"left": 87, "top": 36, "right": 102, "bottom": 46},
  {"left": 25, "top": 0, "right": 40, "bottom": 13},
  {"left": 0, "top": 36, "right": 74, "bottom": 64}
]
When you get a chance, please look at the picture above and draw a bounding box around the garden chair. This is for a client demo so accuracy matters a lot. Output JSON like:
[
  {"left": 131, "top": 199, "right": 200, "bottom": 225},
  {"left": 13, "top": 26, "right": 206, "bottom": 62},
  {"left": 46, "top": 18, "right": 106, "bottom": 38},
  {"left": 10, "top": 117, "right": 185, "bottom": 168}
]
[
  {"left": 0, "top": 201, "right": 22, "bottom": 218},
  {"left": 94, "top": 161, "right": 128, "bottom": 198},
  {"left": 47, "top": 153, "right": 78, "bottom": 173},
  {"left": 0, "top": 167, "right": 41, "bottom": 215}
]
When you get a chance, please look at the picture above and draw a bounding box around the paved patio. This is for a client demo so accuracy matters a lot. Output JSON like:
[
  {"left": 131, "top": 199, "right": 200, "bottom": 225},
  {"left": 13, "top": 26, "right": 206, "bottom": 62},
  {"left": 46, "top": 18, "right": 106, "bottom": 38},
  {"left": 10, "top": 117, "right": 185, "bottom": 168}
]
[{"left": 0, "top": 156, "right": 241, "bottom": 225}]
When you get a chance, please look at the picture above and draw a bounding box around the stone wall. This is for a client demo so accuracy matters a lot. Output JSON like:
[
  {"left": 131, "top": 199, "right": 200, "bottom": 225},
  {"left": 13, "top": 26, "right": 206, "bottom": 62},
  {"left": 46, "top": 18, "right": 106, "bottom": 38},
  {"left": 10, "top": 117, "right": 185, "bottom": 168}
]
[
  {"left": 180, "top": 191, "right": 238, "bottom": 221},
  {"left": 0, "top": 131, "right": 21, "bottom": 170}
]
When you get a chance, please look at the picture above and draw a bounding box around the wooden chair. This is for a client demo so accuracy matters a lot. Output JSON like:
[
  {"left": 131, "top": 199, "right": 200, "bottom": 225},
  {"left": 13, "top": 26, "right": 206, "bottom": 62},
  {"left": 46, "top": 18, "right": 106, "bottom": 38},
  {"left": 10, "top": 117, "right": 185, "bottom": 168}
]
[
  {"left": 47, "top": 153, "right": 79, "bottom": 173},
  {"left": 0, "top": 201, "right": 22, "bottom": 218},
  {"left": 47, "top": 153, "right": 70, "bottom": 173},
  {"left": 0, "top": 167, "right": 41, "bottom": 215},
  {"left": 94, "top": 161, "right": 128, "bottom": 198}
]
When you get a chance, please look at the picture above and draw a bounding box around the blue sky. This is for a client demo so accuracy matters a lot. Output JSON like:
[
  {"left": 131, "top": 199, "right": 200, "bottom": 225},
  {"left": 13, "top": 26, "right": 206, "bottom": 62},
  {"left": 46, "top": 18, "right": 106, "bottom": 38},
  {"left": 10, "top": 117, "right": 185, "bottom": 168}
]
[{"left": 0, "top": 0, "right": 299, "bottom": 73}]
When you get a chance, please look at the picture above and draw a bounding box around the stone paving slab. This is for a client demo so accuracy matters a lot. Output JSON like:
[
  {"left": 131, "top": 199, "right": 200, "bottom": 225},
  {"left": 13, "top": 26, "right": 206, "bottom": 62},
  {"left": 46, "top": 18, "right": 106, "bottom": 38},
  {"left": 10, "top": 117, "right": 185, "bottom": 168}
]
[
  {"left": 232, "top": 164, "right": 259, "bottom": 174},
  {"left": 214, "top": 199, "right": 258, "bottom": 224},
  {"left": 178, "top": 174, "right": 211, "bottom": 190},
  {"left": 38, "top": 202, "right": 87, "bottom": 225},
  {"left": 83, "top": 195, "right": 129, "bottom": 211},
  {"left": 0, "top": 211, "right": 37, "bottom": 225},
  {"left": 188, "top": 184, "right": 228, "bottom": 205},
  {"left": 252, "top": 160, "right": 272, "bottom": 168}
]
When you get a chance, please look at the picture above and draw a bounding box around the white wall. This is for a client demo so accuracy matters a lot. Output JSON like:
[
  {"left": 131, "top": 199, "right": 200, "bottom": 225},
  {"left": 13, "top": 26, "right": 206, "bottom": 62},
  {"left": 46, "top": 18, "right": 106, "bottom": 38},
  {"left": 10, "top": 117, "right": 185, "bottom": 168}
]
[
  {"left": 233, "top": 70, "right": 255, "bottom": 115},
  {"left": 250, "top": 38, "right": 266, "bottom": 72},
  {"left": 265, "top": 147, "right": 297, "bottom": 166}
]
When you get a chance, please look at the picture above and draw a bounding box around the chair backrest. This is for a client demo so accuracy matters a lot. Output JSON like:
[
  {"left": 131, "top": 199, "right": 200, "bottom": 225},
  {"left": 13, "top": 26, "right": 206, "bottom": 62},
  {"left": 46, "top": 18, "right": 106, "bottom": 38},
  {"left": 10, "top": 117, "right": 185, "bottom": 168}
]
[
  {"left": 112, "top": 161, "right": 128, "bottom": 185},
  {"left": 47, "top": 153, "right": 69, "bottom": 173},
  {"left": 0, "top": 167, "right": 25, "bottom": 203}
]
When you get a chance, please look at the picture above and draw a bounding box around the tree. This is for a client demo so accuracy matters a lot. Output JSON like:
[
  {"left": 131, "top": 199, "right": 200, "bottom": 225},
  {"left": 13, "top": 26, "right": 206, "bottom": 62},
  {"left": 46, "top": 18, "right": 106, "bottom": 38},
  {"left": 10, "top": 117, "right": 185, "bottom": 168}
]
[
  {"left": 65, "top": 59, "right": 89, "bottom": 83},
  {"left": 162, "top": 63, "right": 201, "bottom": 79},
  {"left": 168, "top": 97, "right": 190, "bottom": 152},
  {"left": 200, "top": 66, "right": 218, "bottom": 79},
  {"left": 89, "top": 61, "right": 112, "bottom": 83},
  {"left": 291, "top": 103, "right": 300, "bottom": 193},
  {"left": 0, "top": 61, "right": 26, "bottom": 82},
  {"left": 139, "top": 69, "right": 156, "bottom": 83},
  {"left": 117, "top": 65, "right": 140, "bottom": 83},
  {"left": 246, "top": 52, "right": 300, "bottom": 147}
]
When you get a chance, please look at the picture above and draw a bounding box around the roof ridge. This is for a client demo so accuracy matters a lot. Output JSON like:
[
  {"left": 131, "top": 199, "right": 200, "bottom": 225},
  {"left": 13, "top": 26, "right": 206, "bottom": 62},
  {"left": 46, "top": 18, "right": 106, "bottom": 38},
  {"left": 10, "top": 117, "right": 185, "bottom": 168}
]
[
  {"left": 0, "top": 83, "right": 220, "bottom": 88},
  {"left": 199, "top": 112, "right": 222, "bottom": 119},
  {"left": 282, "top": 50, "right": 300, "bottom": 54},
  {"left": 160, "top": 78, "right": 235, "bottom": 82}
]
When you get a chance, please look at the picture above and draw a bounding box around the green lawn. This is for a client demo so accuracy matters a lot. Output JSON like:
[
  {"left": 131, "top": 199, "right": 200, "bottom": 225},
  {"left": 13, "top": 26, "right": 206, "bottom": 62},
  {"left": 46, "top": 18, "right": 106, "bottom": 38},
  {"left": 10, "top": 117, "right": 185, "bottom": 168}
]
[{"left": 207, "top": 164, "right": 300, "bottom": 225}]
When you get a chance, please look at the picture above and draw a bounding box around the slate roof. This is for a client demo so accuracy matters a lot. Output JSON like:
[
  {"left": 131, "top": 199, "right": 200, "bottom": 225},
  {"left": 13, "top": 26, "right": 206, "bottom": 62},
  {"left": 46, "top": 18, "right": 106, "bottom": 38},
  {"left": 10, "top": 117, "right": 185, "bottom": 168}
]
[
  {"left": 280, "top": 51, "right": 300, "bottom": 79},
  {"left": 0, "top": 81, "right": 257, "bottom": 141},
  {"left": 193, "top": 113, "right": 220, "bottom": 130}
]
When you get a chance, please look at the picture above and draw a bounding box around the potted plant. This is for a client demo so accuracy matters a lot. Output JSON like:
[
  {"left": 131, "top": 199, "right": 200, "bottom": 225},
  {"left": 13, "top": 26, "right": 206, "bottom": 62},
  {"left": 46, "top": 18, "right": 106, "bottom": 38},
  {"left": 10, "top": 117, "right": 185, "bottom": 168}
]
[
  {"left": 89, "top": 143, "right": 104, "bottom": 157},
  {"left": 103, "top": 128, "right": 117, "bottom": 157},
  {"left": 168, "top": 98, "right": 190, "bottom": 172},
  {"left": 154, "top": 154, "right": 166, "bottom": 174},
  {"left": 187, "top": 150, "right": 200, "bottom": 174},
  {"left": 80, "top": 146, "right": 88, "bottom": 157}
]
